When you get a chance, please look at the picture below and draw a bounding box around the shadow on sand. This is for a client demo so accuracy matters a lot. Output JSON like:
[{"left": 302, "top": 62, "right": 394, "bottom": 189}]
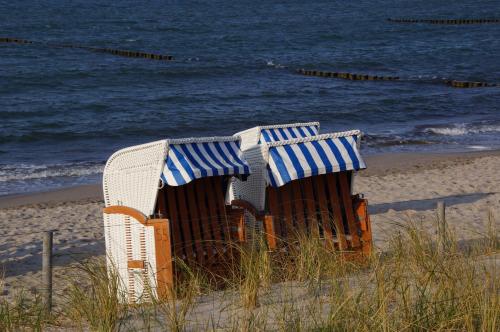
[{"left": 369, "top": 192, "right": 495, "bottom": 215}]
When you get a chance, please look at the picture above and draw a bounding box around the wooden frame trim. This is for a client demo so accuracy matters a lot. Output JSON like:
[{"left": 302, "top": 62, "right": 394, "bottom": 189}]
[
  {"left": 263, "top": 215, "right": 277, "bottom": 249},
  {"left": 104, "top": 205, "right": 148, "bottom": 225},
  {"left": 147, "top": 218, "right": 174, "bottom": 299},
  {"left": 230, "top": 199, "right": 266, "bottom": 219},
  {"left": 128, "top": 260, "right": 145, "bottom": 269}
]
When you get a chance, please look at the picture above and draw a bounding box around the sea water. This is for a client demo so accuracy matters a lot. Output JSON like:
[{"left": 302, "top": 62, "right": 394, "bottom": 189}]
[{"left": 1, "top": 0, "right": 499, "bottom": 195}]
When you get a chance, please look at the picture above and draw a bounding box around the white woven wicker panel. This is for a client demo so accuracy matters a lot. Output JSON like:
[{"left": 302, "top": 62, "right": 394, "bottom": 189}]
[
  {"left": 131, "top": 270, "right": 145, "bottom": 302},
  {"left": 103, "top": 139, "right": 168, "bottom": 215},
  {"left": 231, "top": 144, "right": 268, "bottom": 210},
  {"left": 103, "top": 139, "right": 168, "bottom": 303},
  {"left": 103, "top": 213, "right": 129, "bottom": 300}
]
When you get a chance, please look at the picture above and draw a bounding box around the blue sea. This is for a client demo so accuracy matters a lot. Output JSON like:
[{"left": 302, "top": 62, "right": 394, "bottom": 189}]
[{"left": 1, "top": 0, "right": 499, "bottom": 196}]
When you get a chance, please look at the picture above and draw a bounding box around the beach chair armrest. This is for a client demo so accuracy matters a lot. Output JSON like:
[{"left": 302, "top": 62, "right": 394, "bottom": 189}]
[
  {"left": 230, "top": 199, "right": 266, "bottom": 219},
  {"left": 103, "top": 205, "right": 148, "bottom": 225}
]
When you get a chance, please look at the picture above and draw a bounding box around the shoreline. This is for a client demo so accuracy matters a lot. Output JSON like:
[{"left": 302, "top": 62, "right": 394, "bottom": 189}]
[{"left": 1, "top": 149, "right": 499, "bottom": 209}]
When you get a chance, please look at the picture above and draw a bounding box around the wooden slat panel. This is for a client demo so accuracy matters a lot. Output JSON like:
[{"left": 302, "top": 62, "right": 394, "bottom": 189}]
[
  {"left": 280, "top": 184, "right": 295, "bottom": 238},
  {"left": 212, "top": 177, "right": 231, "bottom": 245},
  {"left": 157, "top": 188, "right": 167, "bottom": 218},
  {"left": 266, "top": 186, "right": 282, "bottom": 237},
  {"left": 301, "top": 177, "right": 319, "bottom": 238},
  {"left": 325, "top": 173, "right": 348, "bottom": 250},
  {"left": 338, "top": 172, "right": 360, "bottom": 248},
  {"left": 204, "top": 177, "right": 224, "bottom": 259},
  {"left": 312, "top": 176, "right": 333, "bottom": 246},
  {"left": 186, "top": 183, "right": 206, "bottom": 264},
  {"left": 176, "top": 186, "right": 196, "bottom": 262},
  {"left": 193, "top": 178, "right": 215, "bottom": 262},
  {"left": 176, "top": 186, "right": 196, "bottom": 260},
  {"left": 291, "top": 180, "right": 306, "bottom": 234},
  {"left": 166, "top": 187, "right": 184, "bottom": 258}
]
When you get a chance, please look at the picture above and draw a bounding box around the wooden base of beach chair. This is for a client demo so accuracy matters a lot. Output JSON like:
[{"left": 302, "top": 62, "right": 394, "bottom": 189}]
[
  {"left": 104, "top": 176, "right": 249, "bottom": 300},
  {"left": 263, "top": 171, "right": 372, "bottom": 256},
  {"left": 103, "top": 206, "right": 175, "bottom": 299},
  {"left": 154, "top": 176, "right": 247, "bottom": 291}
]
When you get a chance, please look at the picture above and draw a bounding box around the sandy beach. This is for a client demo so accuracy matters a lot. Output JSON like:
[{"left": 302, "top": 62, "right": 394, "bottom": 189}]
[{"left": 1, "top": 150, "right": 499, "bottom": 304}]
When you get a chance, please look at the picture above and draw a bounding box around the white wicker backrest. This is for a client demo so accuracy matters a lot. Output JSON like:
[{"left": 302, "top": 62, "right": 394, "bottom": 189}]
[
  {"left": 102, "top": 140, "right": 168, "bottom": 302},
  {"left": 103, "top": 140, "right": 168, "bottom": 215}
]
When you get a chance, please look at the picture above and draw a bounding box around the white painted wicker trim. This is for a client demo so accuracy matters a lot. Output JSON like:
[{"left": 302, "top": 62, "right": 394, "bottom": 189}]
[
  {"left": 234, "top": 122, "right": 320, "bottom": 151},
  {"left": 266, "top": 130, "right": 361, "bottom": 147},
  {"left": 166, "top": 136, "right": 241, "bottom": 145},
  {"left": 259, "top": 121, "right": 320, "bottom": 130}
]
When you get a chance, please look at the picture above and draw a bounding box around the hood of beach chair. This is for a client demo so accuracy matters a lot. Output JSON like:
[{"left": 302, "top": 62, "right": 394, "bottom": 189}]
[
  {"left": 103, "top": 136, "right": 251, "bottom": 216},
  {"left": 161, "top": 136, "right": 251, "bottom": 186},
  {"left": 234, "top": 122, "right": 320, "bottom": 151},
  {"left": 265, "top": 130, "right": 365, "bottom": 187},
  {"left": 258, "top": 122, "right": 320, "bottom": 144}
]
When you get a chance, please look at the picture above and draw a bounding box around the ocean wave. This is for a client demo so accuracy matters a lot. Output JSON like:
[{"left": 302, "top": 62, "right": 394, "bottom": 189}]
[
  {"left": 363, "top": 134, "right": 434, "bottom": 147},
  {"left": 0, "top": 162, "right": 104, "bottom": 182},
  {"left": 266, "top": 60, "right": 286, "bottom": 69},
  {"left": 418, "top": 123, "right": 500, "bottom": 136}
]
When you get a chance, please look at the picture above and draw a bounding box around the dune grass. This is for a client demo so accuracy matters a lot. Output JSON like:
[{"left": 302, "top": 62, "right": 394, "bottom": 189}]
[{"left": 1, "top": 214, "right": 499, "bottom": 331}]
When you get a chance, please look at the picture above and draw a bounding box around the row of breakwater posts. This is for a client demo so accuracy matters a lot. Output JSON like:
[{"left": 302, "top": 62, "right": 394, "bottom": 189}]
[
  {"left": 387, "top": 18, "right": 500, "bottom": 24},
  {"left": 1, "top": 37, "right": 498, "bottom": 89},
  {"left": 0, "top": 37, "right": 174, "bottom": 61},
  {"left": 296, "top": 69, "right": 498, "bottom": 88},
  {"left": 296, "top": 69, "right": 400, "bottom": 81}
]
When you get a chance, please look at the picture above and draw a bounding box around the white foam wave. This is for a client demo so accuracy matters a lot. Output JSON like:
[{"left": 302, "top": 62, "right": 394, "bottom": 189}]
[
  {"left": 0, "top": 163, "right": 104, "bottom": 182},
  {"left": 266, "top": 60, "right": 285, "bottom": 69},
  {"left": 467, "top": 145, "right": 490, "bottom": 150},
  {"left": 423, "top": 124, "right": 500, "bottom": 136}
]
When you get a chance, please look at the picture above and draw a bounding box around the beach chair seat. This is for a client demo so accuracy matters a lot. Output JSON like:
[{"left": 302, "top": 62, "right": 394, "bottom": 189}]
[
  {"left": 232, "top": 130, "right": 372, "bottom": 255},
  {"left": 102, "top": 137, "right": 251, "bottom": 302}
]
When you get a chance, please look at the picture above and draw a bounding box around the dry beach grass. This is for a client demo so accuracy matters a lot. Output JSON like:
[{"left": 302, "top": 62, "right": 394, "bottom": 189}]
[
  {"left": 0, "top": 151, "right": 499, "bottom": 330},
  {"left": 1, "top": 218, "right": 498, "bottom": 331}
]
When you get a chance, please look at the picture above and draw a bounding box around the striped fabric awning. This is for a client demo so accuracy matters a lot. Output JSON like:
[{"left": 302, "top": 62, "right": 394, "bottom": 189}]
[
  {"left": 161, "top": 137, "right": 251, "bottom": 186},
  {"left": 259, "top": 122, "right": 319, "bottom": 144},
  {"left": 266, "top": 131, "right": 365, "bottom": 187}
]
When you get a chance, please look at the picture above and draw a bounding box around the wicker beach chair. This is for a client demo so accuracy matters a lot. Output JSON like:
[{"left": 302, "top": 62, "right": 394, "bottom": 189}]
[
  {"left": 230, "top": 122, "right": 320, "bottom": 231},
  {"left": 102, "top": 137, "right": 251, "bottom": 302},
  {"left": 232, "top": 130, "right": 372, "bottom": 255}
]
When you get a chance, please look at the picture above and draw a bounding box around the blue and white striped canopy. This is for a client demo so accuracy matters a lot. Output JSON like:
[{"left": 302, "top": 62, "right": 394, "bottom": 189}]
[
  {"left": 259, "top": 123, "right": 319, "bottom": 144},
  {"left": 266, "top": 132, "right": 365, "bottom": 187},
  {"left": 161, "top": 138, "right": 251, "bottom": 186}
]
